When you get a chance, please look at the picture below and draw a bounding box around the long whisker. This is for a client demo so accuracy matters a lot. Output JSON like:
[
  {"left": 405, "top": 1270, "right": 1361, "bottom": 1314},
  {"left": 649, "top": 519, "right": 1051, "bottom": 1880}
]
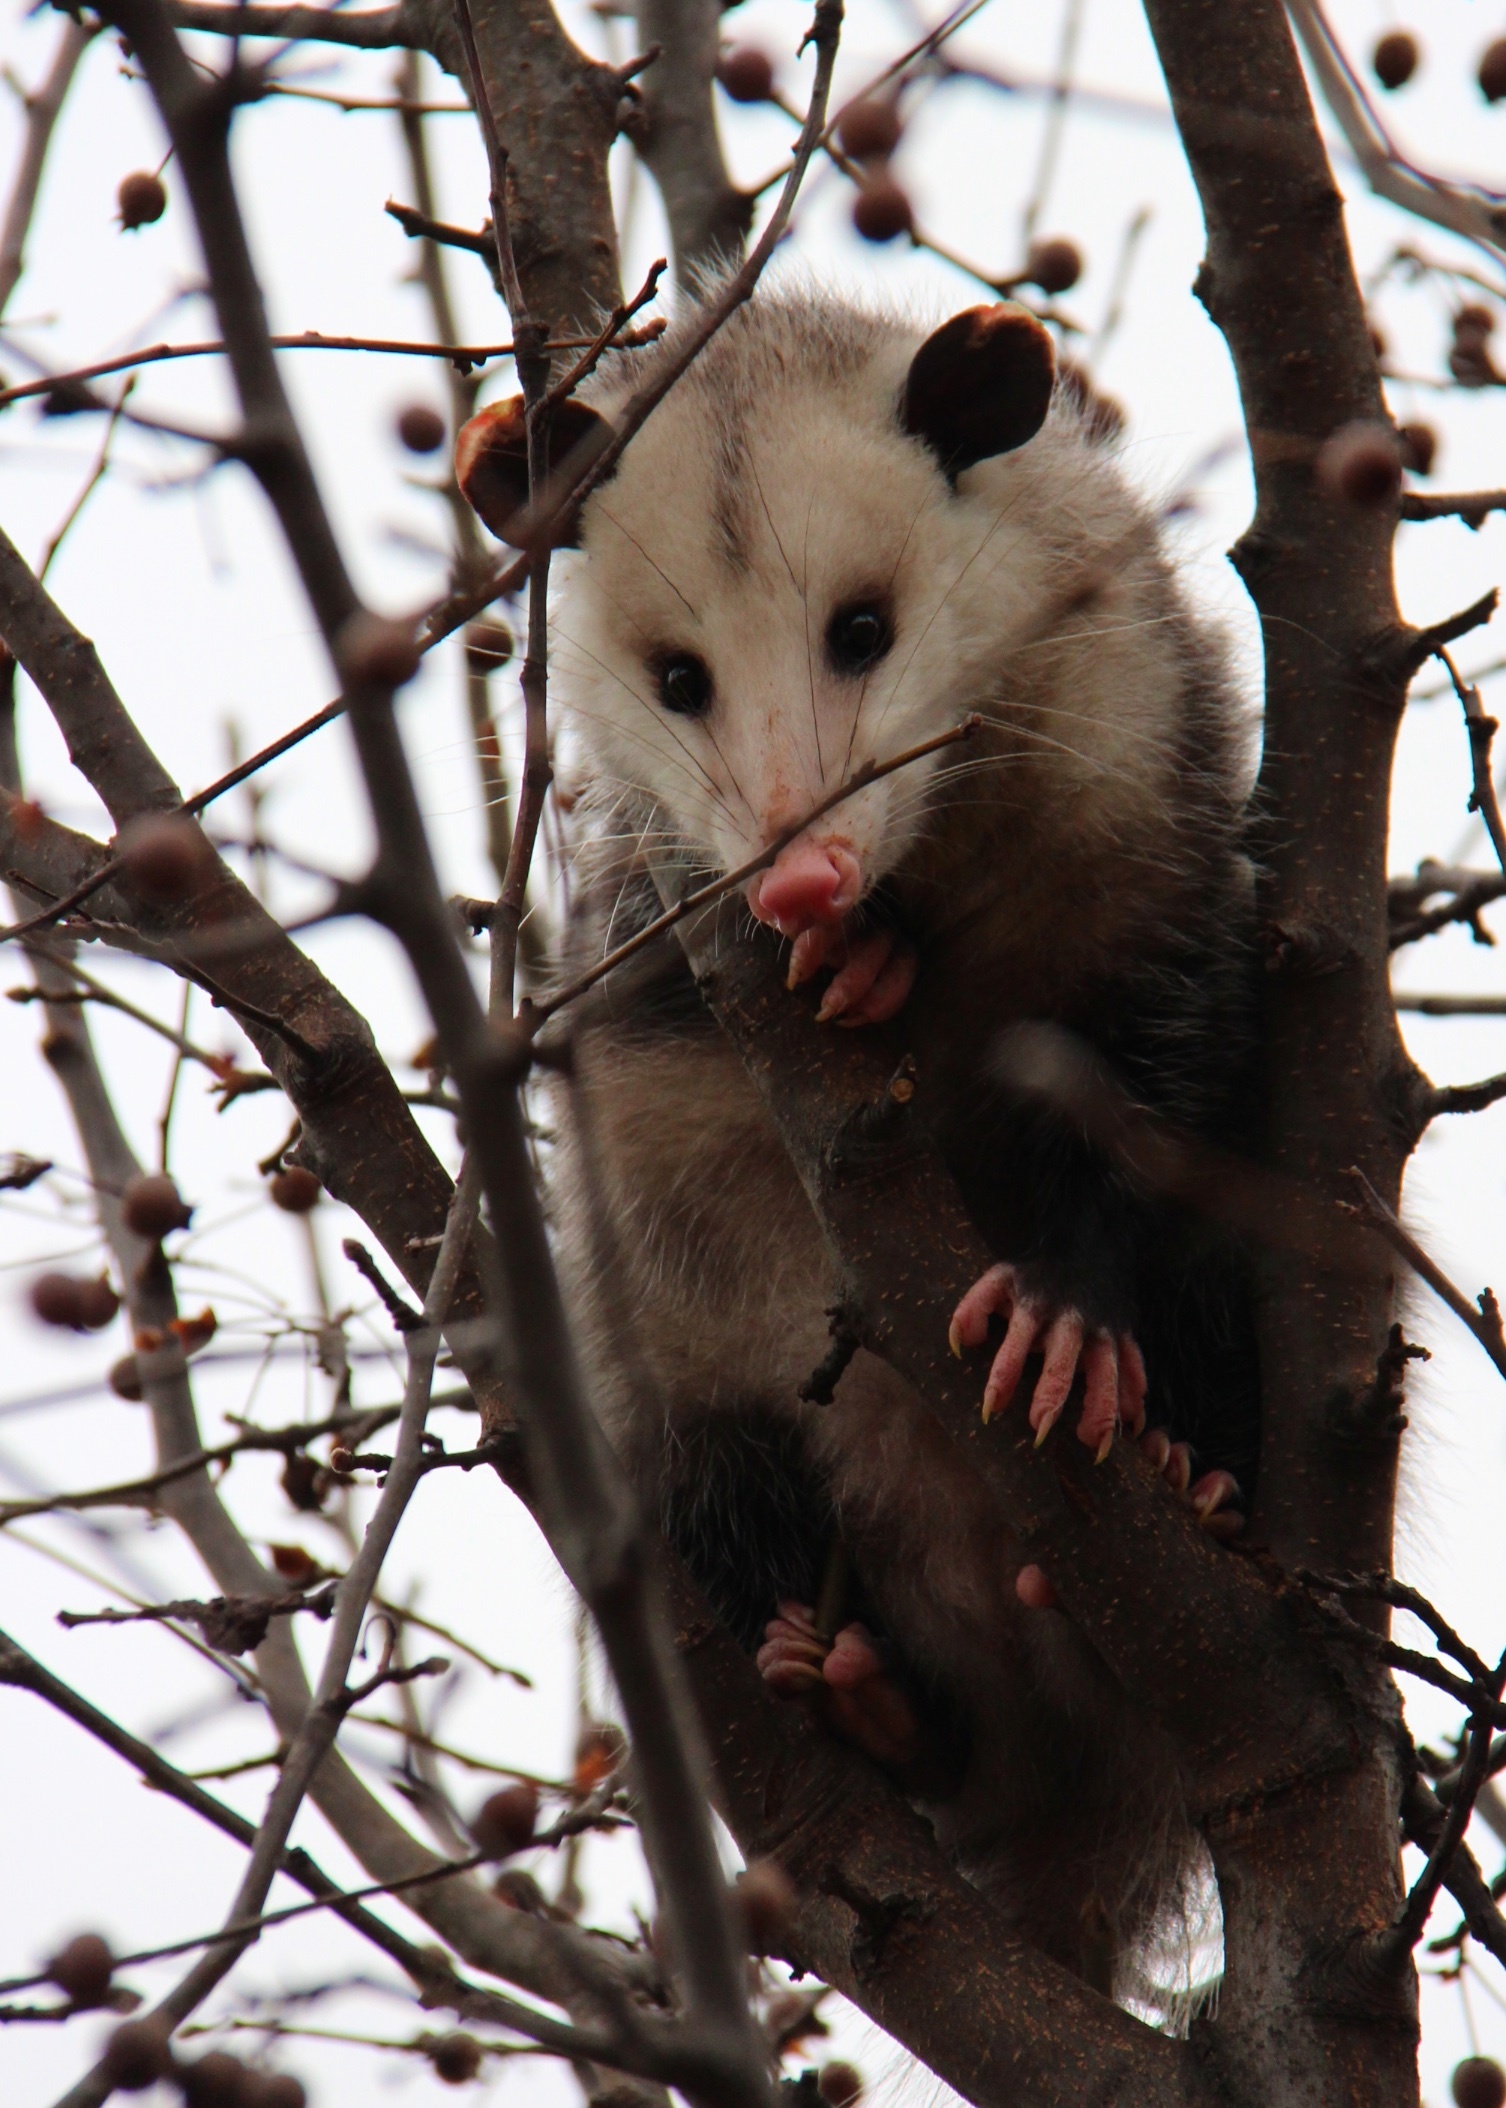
[{"left": 593, "top": 501, "right": 698, "bottom": 618}]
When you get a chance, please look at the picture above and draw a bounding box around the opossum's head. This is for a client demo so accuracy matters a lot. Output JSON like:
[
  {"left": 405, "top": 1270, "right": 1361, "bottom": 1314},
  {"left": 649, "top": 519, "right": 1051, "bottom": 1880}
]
[{"left": 457, "top": 300, "right": 1063, "bottom": 948}]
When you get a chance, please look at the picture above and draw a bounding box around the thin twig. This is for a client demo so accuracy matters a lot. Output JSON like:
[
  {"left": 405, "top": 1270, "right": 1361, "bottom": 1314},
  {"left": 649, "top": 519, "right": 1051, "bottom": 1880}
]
[
  {"left": 1346, "top": 1167, "right": 1506, "bottom": 1382},
  {"left": 1287, "top": 0, "right": 1506, "bottom": 268},
  {"left": 1403, "top": 490, "right": 1506, "bottom": 529},
  {"left": 1395, "top": 993, "right": 1506, "bottom": 1016},
  {"left": 0, "top": 19, "right": 95, "bottom": 322},
  {"left": 55, "top": 1167, "right": 481, "bottom": 2100},
  {"left": 1437, "top": 647, "right": 1506, "bottom": 877},
  {"left": 0, "top": 331, "right": 540, "bottom": 410},
  {"left": 1395, "top": 1646, "right": 1506, "bottom": 1952}
]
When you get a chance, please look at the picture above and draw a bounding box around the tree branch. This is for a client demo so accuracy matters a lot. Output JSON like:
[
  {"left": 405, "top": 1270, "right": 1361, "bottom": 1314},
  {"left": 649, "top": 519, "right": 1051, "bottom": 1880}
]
[
  {"left": 0, "top": 18, "right": 95, "bottom": 322},
  {"left": 1286, "top": 0, "right": 1506, "bottom": 268}
]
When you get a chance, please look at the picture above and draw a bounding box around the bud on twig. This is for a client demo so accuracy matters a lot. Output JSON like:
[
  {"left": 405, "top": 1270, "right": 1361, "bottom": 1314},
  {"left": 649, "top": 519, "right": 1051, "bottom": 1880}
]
[
  {"left": 1371, "top": 31, "right": 1418, "bottom": 91},
  {"left": 30, "top": 1272, "right": 119, "bottom": 1331},
  {"left": 718, "top": 46, "right": 775, "bottom": 103},
  {"left": 48, "top": 1933, "right": 114, "bottom": 2007},
  {"left": 269, "top": 1166, "right": 321, "bottom": 1214},
  {"left": 117, "top": 171, "right": 166, "bottom": 230},
  {"left": 471, "top": 1781, "right": 539, "bottom": 1856},
  {"left": 1024, "top": 236, "right": 1083, "bottom": 296},
  {"left": 122, "top": 1172, "right": 193, "bottom": 1240},
  {"left": 852, "top": 173, "right": 912, "bottom": 243},
  {"left": 396, "top": 402, "right": 446, "bottom": 454}
]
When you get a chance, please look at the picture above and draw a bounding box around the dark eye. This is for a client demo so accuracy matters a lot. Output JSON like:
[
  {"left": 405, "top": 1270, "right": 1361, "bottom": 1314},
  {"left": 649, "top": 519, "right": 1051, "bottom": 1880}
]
[
  {"left": 826, "top": 601, "right": 893, "bottom": 676},
  {"left": 654, "top": 651, "right": 713, "bottom": 717}
]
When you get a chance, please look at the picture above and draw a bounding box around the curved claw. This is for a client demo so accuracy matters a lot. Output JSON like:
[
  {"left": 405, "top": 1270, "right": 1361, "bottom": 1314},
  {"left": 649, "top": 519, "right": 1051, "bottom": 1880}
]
[
  {"left": 816, "top": 928, "right": 917, "bottom": 1026},
  {"left": 951, "top": 1263, "right": 1145, "bottom": 1458}
]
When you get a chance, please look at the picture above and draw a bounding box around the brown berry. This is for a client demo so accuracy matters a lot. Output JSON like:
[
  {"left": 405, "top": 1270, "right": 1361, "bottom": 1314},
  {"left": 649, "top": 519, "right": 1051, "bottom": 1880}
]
[
  {"left": 268, "top": 1542, "right": 320, "bottom": 1585},
  {"left": 108, "top": 1353, "right": 144, "bottom": 1401},
  {"left": 852, "top": 174, "right": 913, "bottom": 244},
  {"left": 1371, "top": 31, "right": 1418, "bottom": 91},
  {"left": 117, "top": 171, "right": 166, "bottom": 230},
  {"left": 76, "top": 1275, "right": 122, "bottom": 1329},
  {"left": 818, "top": 2062, "right": 864, "bottom": 2108},
  {"left": 116, "top": 813, "right": 215, "bottom": 905},
  {"left": 122, "top": 1172, "right": 192, "bottom": 1240},
  {"left": 735, "top": 1859, "right": 796, "bottom": 1953},
  {"left": 1025, "top": 236, "right": 1083, "bottom": 296},
  {"left": 465, "top": 620, "right": 514, "bottom": 676},
  {"left": 1482, "top": 40, "right": 1506, "bottom": 103},
  {"left": 30, "top": 1272, "right": 117, "bottom": 1331},
  {"left": 280, "top": 1451, "right": 326, "bottom": 1512},
  {"left": 102, "top": 2019, "right": 173, "bottom": 2090},
  {"left": 269, "top": 1166, "right": 320, "bottom": 1214},
  {"left": 836, "top": 97, "right": 902, "bottom": 161},
  {"left": 573, "top": 1721, "right": 627, "bottom": 1792},
  {"left": 180, "top": 2053, "right": 250, "bottom": 2107},
  {"left": 397, "top": 402, "right": 446, "bottom": 454},
  {"left": 1399, "top": 421, "right": 1437, "bottom": 476},
  {"left": 1455, "top": 2059, "right": 1506, "bottom": 2108},
  {"left": 1456, "top": 303, "right": 1496, "bottom": 346},
  {"left": 48, "top": 1933, "right": 113, "bottom": 2007},
  {"left": 430, "top": 2032, "right": 484, "bottom": 2084},
  {"left": 718, "top": 46, "right": 774, "bottom": 103},
  {"left": 337, "top": 610, "right": 422, "bottom": 691},
  {"left": 1314, "top": 420, "right": 1401, "bottom": 509},
  {"left": 472, "top": 1781, "right": 539, "bottom": 1856},
  {"left": 249, "top": 2077, "right": 306, "bottom": 2108}
]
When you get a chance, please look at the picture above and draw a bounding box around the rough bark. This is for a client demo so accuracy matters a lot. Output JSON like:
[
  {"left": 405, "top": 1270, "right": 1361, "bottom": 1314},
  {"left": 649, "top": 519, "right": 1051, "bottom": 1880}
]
[
  {"left": 628, "top": 0, "right": 750, "bottom": 282},
  {"left": 1145, "top": 2, "right": 1421, "bottom": 2099}
]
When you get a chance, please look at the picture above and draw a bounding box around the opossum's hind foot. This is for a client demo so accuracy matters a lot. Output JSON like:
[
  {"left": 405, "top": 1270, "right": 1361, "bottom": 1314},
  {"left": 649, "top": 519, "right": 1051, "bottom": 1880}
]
[
  {"left": 757, "top": 1602, "right": 921, "bottom": 1770},
  {"left": 948, "top": 1262, "right": 1147, "bottom": 1459},
  {"left": 1135, "top": 1429, "right": 1245, "bottom": 1540},
  {"left": 787, "top": 923, "right": 917, "bottom": 1027}
]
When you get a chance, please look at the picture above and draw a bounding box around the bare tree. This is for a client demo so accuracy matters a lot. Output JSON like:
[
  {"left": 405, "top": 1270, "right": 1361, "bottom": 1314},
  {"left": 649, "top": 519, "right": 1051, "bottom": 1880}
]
[{"left": 2, "top": 3, "right": 1506, "bottom": 2106}]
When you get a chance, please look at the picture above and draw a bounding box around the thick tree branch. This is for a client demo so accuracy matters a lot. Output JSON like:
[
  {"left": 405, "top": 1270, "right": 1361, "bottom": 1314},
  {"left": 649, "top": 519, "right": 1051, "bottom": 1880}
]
[
  {"left": 627, "top": 0, "right": 751, "bottom": 282},
  {"left": 1138, "top": 2, "right": 1435, "bottom": 2091}
]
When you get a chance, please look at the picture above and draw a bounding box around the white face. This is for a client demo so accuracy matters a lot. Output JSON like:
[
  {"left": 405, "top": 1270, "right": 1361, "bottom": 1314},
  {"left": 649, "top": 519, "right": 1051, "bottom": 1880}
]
[{"left": 552, "top": 360, "right": 1046, "bottom": 923}]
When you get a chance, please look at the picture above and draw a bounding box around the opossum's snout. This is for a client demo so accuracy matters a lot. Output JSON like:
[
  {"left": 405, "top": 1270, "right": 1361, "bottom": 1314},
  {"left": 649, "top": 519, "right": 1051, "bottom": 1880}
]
[{"left": 747, "top": 838, "right": 862, "bottom": 939}]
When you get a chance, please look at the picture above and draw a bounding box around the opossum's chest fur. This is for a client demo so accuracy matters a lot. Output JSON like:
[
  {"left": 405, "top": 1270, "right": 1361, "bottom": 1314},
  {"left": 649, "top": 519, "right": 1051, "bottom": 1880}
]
[{"left": 543, "top": 288, "right": 1256, "bottom": 1989}]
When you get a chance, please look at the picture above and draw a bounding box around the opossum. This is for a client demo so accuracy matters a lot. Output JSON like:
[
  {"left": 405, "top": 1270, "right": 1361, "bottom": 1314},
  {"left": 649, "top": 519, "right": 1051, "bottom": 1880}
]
[{"left": 457, "top": 288, "right": 1262, "bottom": 1994}]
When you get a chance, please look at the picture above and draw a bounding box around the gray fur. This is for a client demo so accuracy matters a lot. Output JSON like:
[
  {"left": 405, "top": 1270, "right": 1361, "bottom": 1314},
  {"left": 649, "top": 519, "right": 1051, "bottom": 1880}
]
[{"left": 541, "top": 286, "right": 1257, "bottom": 1994}]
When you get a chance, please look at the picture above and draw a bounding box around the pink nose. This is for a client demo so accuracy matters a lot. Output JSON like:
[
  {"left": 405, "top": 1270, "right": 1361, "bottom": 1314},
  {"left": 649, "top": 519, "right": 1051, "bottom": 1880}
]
[{"left": 748, "top": 838, "right": 862, "bottom": 936}]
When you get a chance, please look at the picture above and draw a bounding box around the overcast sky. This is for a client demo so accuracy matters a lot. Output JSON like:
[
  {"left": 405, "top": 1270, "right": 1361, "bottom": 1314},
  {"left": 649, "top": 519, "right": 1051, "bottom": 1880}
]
[{"left": 2, "top": 2, "right": 1505, "bottom": 2102}]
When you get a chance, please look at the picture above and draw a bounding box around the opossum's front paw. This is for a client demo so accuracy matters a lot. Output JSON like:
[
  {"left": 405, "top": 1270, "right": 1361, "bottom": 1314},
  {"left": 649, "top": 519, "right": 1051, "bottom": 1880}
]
[
  {"left": 786, "top": 923, "right": 917, "bottom": 1027},
  {"left": 757, "top": 1603, "right": 920, "bottom": 1770},
  {"left": 949, "top": 1261, "right": 1147, "bottom": 1460},
  {"left": 1135, "top": 1429, "right": 1244, "bottom": 1541}
]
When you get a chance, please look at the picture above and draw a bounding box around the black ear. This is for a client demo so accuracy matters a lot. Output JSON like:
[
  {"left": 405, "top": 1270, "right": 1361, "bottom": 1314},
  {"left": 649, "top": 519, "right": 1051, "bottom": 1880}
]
[
  {"left": 903, "top": 305, "right": 1056, "bottom": 477},
  {"left": 455, "top": 397, "right": 617, "bottom": 547}
]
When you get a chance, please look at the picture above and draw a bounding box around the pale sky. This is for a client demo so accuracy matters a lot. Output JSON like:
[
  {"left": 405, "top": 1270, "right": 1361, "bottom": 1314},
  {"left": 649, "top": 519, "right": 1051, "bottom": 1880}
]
[{"left": 1, "top": 2, "right": 1505, "bottom": 2102}]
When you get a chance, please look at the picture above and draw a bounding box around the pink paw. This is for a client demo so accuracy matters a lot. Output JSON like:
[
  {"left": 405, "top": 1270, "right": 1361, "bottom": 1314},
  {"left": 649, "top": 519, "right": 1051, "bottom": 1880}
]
[
  {"left": 1134, "top": 1429, "right": 1244, "bottom": 1539},
  {"left": 757, "top": 1602, "right": 919, "bottom": 1769},
  {"left": 948, "top": 1262, "right": 1147, "bottom": 1459},
  {"left": 787, "top": 923, "right": 917, "bottom": 1026}
]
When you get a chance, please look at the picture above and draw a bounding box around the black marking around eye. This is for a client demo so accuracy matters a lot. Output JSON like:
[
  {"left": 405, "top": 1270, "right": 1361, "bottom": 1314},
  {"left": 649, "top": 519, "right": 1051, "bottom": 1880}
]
[
  {"left": 652, "top": 651, "right": 714, "bottom": 718},
  {"left": 826, "top": 600, "right": 894, "bottom": 677}
]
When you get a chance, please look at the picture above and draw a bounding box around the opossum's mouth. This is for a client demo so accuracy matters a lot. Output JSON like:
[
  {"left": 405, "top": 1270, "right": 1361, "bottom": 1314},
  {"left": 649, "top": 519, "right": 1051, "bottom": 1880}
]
[
  {"left": 746, "top": 837, "right": 915, "bottom": 1025},
  {"left": 746, "top": 836, "right": 864, "bottom": 939}
]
